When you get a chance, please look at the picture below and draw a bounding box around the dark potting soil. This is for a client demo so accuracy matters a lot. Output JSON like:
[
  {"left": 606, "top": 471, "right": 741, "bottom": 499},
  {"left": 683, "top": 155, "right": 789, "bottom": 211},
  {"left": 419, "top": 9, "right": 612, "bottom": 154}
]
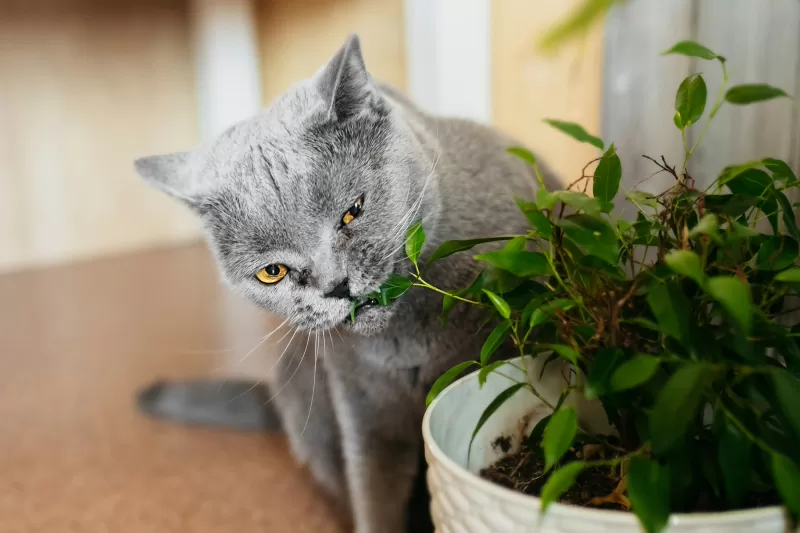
[
  {"left": 481, "top": 447, "right": 626, "bottom": 510},
  {"left": 480, "top": 444, "right": 781, "bottom": 513}
]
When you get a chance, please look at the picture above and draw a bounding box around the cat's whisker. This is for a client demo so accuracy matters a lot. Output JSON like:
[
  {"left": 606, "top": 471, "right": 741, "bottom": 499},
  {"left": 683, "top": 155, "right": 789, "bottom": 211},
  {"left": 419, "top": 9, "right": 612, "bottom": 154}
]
[
  {"left": 383, "top": 166, "right": 437, "bottom": 251},
  {"left": 263, "top": 330, "right": 312, "bottom": 405},
  {"left": 211, "top": 316, "right": 291, "bottom": 384},
  {"left": 302, "top": 330, "right": 320, "bottom": 435},
  {"left": 379, "top": 149, "right": 440, "bottom": 263},
  {"left": 223, "top": 326, "right": 299, "bottom": 404},
  {"left": 268, "top": 326, "right": 300, "bottom": 373},
  {"left": 333, "top": 326, "right": 344, "bottom": 343}
]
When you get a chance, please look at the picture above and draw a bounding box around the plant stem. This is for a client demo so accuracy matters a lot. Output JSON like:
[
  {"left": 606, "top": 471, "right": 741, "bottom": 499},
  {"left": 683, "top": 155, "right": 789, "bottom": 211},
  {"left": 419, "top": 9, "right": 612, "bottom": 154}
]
[{"left": 411, "top": 280, "right": 490, "bottom": 308}]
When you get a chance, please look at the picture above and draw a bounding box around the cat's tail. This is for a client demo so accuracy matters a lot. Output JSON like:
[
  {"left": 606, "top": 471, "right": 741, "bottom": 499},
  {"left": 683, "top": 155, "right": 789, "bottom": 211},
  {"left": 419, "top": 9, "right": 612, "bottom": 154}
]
[{"left": 136, "top": 378, "right": 283, "bottom": 432}]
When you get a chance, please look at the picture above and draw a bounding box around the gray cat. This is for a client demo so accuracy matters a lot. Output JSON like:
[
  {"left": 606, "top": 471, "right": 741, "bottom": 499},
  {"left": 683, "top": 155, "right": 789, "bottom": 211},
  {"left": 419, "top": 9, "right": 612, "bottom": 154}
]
[{"left": 135, "top": 34, "right": 559, "bottom": 533}]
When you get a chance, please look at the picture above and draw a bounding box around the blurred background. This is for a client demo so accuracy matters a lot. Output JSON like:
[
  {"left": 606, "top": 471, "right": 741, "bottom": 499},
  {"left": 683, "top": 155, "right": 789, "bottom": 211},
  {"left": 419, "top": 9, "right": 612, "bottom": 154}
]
[{"left": 0, "top": 0, "right": 797, "bottom": 532}]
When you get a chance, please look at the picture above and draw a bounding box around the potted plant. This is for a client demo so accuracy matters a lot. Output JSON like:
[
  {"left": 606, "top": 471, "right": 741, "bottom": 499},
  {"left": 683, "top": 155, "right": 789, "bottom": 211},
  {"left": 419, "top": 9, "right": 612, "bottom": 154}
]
[{"left": 370, "top": 41, "right": 800, "bottom": 533}]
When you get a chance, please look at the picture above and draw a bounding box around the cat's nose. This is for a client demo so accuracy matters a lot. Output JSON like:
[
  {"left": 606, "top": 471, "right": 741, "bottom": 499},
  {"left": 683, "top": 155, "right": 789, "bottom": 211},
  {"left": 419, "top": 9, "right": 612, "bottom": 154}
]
[{"left": 323, "top": 278, "right": 351, "bottom": 299}]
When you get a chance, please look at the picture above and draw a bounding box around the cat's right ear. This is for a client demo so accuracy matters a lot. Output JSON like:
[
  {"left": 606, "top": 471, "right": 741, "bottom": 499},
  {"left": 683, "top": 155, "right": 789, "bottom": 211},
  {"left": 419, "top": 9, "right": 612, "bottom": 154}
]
[
  {"left": 315, "top": 34, "right": 383, "bottom": 121},
  {"left": 134, "top": 151, "right": 203, "bottom": 204}
]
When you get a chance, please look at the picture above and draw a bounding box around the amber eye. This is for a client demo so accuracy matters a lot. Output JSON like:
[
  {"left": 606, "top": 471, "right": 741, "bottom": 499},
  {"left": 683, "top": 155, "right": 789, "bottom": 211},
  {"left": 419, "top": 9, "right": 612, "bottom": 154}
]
[
  {"left": 342, "top": 196, "right": 364, "bottom": 226},
  {"left": 256, "top": 264, "right": 288, "bottom": 284}
]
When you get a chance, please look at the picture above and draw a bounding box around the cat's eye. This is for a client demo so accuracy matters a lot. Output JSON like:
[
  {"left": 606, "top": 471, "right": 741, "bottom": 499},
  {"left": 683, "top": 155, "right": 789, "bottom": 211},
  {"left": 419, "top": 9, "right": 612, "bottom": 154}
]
[
  {"left": 342, "top": 196, "right": 364, "bottom": 226},
  {"left": 256, "top": 264, "right": 288, "bottom": 284}
]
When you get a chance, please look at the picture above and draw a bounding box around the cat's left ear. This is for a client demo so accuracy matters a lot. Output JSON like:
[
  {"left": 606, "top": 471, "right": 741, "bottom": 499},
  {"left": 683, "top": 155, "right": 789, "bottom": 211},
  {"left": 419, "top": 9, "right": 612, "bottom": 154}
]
[{"left": 315, "top": 34, "right": 384, "bottom": 121}]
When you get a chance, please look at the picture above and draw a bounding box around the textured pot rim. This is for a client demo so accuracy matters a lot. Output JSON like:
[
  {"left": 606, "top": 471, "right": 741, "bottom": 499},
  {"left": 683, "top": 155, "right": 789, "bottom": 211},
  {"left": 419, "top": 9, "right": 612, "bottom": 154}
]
[{"left": 422, "top": 365, "right": 785, "bottom": 526}]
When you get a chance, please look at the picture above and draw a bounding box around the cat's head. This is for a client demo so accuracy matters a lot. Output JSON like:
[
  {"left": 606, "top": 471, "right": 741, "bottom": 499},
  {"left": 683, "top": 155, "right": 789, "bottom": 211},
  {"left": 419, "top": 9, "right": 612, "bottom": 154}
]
[{"left": 134, "top": 35, "right": 436, "bottom": 336}]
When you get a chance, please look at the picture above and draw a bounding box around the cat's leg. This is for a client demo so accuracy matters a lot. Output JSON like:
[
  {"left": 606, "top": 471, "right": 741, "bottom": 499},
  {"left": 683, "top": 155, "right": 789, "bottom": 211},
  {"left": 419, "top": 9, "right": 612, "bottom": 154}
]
[
  {"left": 325, "top": 361, "right": 424, "bottom": 533},
  {"left": 268, "top": 331, "right": 348, "bottom": 504}
]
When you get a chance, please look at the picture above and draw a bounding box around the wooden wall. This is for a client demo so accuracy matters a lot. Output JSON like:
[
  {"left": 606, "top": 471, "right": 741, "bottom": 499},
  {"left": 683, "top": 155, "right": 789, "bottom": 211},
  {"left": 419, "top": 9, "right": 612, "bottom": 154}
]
[
  {"left": 0, "top": 0, "right": 201, "bottom": 273},
  {"left": 257, "top": 0, "right": 407, "bottom": 105},
  {"left": 0, "top": 0, "right": 408, "bottom": 274},
  {"left": 491, "top": 0, "right": 605, "bottom": 186},
  {"left": 604, "top": 0, "right": 800, "bottom": 197}
]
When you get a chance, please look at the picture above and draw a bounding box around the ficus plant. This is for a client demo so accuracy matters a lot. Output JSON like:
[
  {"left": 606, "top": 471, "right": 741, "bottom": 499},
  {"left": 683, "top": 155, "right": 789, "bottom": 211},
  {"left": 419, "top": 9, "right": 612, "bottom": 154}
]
[{"left": 365, "top": 41, "right": 800, "bottom": 533}]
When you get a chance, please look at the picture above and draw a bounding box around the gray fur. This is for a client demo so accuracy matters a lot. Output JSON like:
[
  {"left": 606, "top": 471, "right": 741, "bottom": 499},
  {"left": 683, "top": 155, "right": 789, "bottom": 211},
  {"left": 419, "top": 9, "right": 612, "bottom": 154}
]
[{"left": 135, "top": 34, "right": 560, "bottom": 533}]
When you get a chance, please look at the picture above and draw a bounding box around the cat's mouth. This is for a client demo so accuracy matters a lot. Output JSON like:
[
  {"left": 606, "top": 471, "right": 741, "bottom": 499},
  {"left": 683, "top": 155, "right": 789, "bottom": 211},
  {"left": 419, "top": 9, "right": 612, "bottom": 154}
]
[{"left": 346, "top": 295, "right": 382, "bottom": 323}]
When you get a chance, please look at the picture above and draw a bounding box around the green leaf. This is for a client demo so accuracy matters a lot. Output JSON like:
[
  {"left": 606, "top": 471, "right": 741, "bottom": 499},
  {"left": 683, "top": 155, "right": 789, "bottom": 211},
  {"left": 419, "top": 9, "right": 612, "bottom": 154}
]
[
  {"left": 610, "top": 354, "right": 661, "bottom": 392},
  {"left": 529, "top": 299, "right": 576, "bottom": 329},
  {"left": 504, "top": 236, "right": 527, "bottom": 253},
  {"left": 593, "top": 144, "right": 622, "bottom": 207},
  {"left": 478, "top": 360, "right": 509, "bottom": 387},
  {"left": 427, "top": 236, "right": 515, "bottom": 264},
  {"left": 480, "top": 320, "right": 512, "bottom": 365},
  {"left": 665, "top": 250, "right": 706, "bottom": 286},
  {"left": 718, "top": 422, "right": 751, "bottom": 508},
  {"left": 552, "top": 191, "right": 603, "bottom": 215},
  {"left": 482, "top": 290, "right": 511, "bottom": 319},
  {"left": 557, "top": 214, "right": 619, "bottom": 265},
  {"left": 705, "top": 276, "right": 753, "bottom": 334},
  {"left": 536, "top": 187, "right": 557, "bottom": 210},
  {"left": 475, "top": 250, "right": 551, "bottom": 277},
  {"left": 775, "top": 268, "right": 800, "bottom": 282},
  {"left": 627, "top": 190, "right": 660, "bottom": 210},
  {"left": 540, "top": 461, "right": 586, "bottom": 511},
  {"left": 585, "top": 348, "right": 624, "bottom": 399},
  {"left": 718, "top": 160, "right": 767, "bottom": 186},
  {"left": 675, "top": 74, "right": 707, "bottom": 128},
  {"left": 526, "top": 414, "right": 552, "bottom": 448},
  {"left": 628, "top": 458, "right": 671, "bottom": 533},
  {"left": 704, "top": 194, "right": 757, "bottom": 217},
  {"left": 617, "top": 220, "right": 633, "bottom": 233},
  {"left": 349, "top": 299, "right": 358, "bottom": 324},
  {"left": 724, "top": 220, "right": 760, "bottom": 241},
  {"left": 757, "top": 236, "right": 798, "bottom": 271},
  {"left": 725, "top": 84, "right": 789, "bottom": 105},
  {"left": 380, "top": 274, "right": 413, "bottom": 301},
  {"left": 626, "top": 318, "right": 663, "bottom": 333},
  {"left": 405, "top": 222, "right": 425, "bottom": 265},
  {"left": 538, "top": 0, "right": 619, "bottom": 52},
  {"left": 550, "top": 344, "right": 580, "bottom": 365},
  {"left": 440, "top": 294, "right": 456, "bottom": 325},
  {"left": 688, "top": 213, "right": 720, "bottom": 242},
  {"left": 507, "top": 146, "right": 537, "bottom": 166},
  {"left": 776, "top": 190, "right": 800, "bottom": 243},
  {"left": 771, "top": 453, "right": 800, "bottom": 516},
  {"left": 646, "top": 282, "right": 691, "bottom": 343},
  {"left": 764, "top": 157, "right": 797, "bottom": 184},
  {"left": 543, "top": 119, "right": 604, "bottom": 149},
  {"left": 514, "top": 198, "right": 553, "bottom": 238},
  {"left": 426, "top": 361, "right": 479, "bottom": 407},
  {"left": 662, "top": 40, "right": 721, "bottom": 61},
  {"left": 771, "top": 369, "right": 800, "bottom": 442},
  {"left": 543, "top": 407, "right": 578, "bottom": 471},
  {"left": 469, "top": 383, "right": 526, "bottom": 451},
  {"left": 649, "top": 363, "right": 710, "bottom": 454}
]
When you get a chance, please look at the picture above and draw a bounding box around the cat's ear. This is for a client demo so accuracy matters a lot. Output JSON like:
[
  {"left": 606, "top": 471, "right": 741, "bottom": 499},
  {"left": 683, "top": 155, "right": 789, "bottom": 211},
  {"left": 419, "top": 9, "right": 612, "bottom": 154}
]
[
  {"left": 134, "top": 150, "right": 205, "bottom": 204},
  {"left": 315, "top": 34, "right": 383, "bottom": 121}
]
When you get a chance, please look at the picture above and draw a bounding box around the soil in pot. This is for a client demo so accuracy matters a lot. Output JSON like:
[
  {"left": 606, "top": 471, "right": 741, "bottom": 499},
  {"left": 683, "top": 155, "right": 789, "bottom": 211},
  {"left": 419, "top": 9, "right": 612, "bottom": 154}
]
[
  {"left": 480, "top": 439, "right": 780, "bottom": 513},
  {"left": 481, "top": 442, "right": 627, "bottom": 510}
]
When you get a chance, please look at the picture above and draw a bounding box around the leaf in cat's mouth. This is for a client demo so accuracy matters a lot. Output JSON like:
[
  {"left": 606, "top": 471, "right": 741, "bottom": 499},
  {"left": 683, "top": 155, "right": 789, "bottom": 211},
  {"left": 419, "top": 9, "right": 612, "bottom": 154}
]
[
  {"left": 348, "top": 296, "right": 381, "bottom": 323},
  {"left": 347, "top": 274, "right": 413, "bottom": 324}
]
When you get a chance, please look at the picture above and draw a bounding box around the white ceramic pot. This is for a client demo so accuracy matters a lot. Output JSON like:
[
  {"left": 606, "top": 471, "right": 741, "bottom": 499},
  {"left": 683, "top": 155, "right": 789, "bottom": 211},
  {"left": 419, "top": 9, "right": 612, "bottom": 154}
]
[{"left": 422, "top": 357, "right": 788, "bottom": 533}]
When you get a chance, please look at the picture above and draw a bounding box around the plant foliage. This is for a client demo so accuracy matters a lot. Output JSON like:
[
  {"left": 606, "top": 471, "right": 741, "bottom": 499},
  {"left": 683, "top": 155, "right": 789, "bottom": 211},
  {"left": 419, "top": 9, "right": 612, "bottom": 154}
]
[{"left": 374, "top": 41, "right": 799, "bottom": 533}]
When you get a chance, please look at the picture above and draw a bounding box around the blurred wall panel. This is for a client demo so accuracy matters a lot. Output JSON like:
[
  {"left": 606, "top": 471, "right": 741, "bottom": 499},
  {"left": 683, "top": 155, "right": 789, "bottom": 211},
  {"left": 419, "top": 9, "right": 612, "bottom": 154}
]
[
  {"left": 491, "top": 0, "right": 605, "bottom": 186},
  {"left": 691, "top": 0, "right": 800, "bottom": 188},
  {"left": 257, "top": 0, "right": 407, "bottom": 105},
  {"left": 0, "top": 0, "right": 200, "bottom": 273}
]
